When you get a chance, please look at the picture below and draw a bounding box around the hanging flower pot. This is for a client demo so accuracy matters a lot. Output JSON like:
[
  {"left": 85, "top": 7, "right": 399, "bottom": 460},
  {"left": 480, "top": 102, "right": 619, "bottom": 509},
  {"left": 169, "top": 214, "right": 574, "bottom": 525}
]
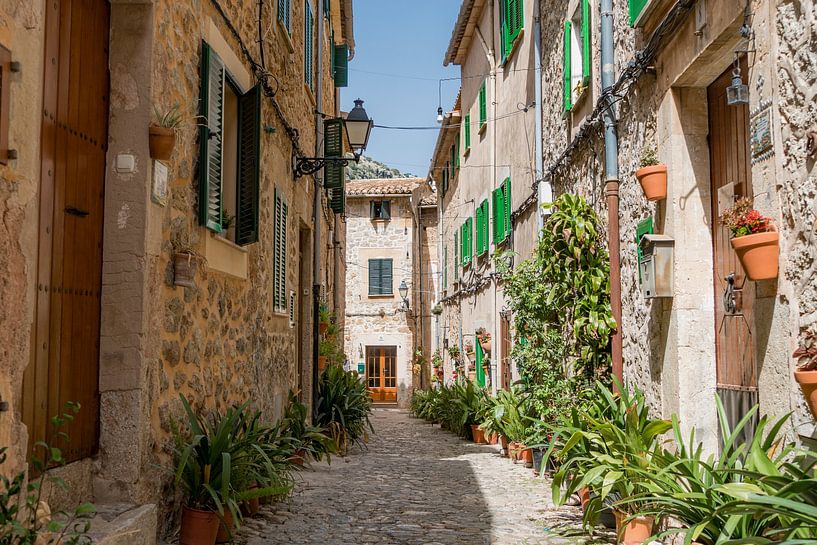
[
  {"left": 149, "top": 125, "right": 177, "bottom": 161},
  {"left": 793, "top": 329, "right": 817, "bottom": 420},
  {"left": 180, "top": 506, "right": 219, "bottom": 545},
  {"left": 636, "top": 164, "right": 668, "bottom": 201},
  {"left": 173, "top": 252, "right": 199, "bottom": 289},
  {"left": 730, "top": 230, "right": 779, "bottom": 281},
  {"left": 721, "top": 198, "right": 778, "bottom": 281}
]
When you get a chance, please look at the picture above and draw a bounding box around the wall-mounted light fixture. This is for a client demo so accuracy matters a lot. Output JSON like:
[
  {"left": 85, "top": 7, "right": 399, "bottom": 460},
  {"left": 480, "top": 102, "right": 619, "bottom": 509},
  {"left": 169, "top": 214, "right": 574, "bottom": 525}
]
[
  {"left": 398, "top": 279, "right": 409, "bottom": 311},
  {"left": 726, "top": 56, "right": 749, "bottom": 106},
  {"left": 436, "top": 107, "right": 444, "bottom": 123}
]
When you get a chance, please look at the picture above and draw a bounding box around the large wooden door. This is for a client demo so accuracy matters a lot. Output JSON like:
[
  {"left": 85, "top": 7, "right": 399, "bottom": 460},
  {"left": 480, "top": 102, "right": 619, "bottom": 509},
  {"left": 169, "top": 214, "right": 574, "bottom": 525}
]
[
  {"left": 708, "top": 60, "right": 758, "bottom": 440},
  {"left": 366, "top": 346, "right": 397, "bottom": 403},
  {"left": 22, "top": 0, "right": 110, "bottom": 464}
]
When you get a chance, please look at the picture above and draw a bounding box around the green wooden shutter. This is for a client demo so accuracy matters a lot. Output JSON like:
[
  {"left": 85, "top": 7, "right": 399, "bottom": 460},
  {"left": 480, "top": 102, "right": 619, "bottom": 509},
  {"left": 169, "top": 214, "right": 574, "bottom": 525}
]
[
  {"left": 455, "top": 137, "right": 460, "bottom": 168},
  {"left": 278, "top": 0, "right": 291, "bottom": 32},
  {"left": 479, "top": 81, "right": 487, "bottom": 128},
  {"left": 329, "top": 187, "right": 345, "bottom": 214},
  {"left": 504, "top": 177, "right": 512, "bottom": 238},
  {"left": 273, "top": 189, "right": 288, "bottom": 312},
  {"left": 563, "top": 20, "right": 572, "bottom": 112},
  {"left": 582, "top": 0, "right": 591, "bottom": 83},
  {"left": 324, "top": 118, "right": 344, "bottom": 189},
  {"left": 444, "top": 246, "right": 448, "bottom": 288},
  {"left": 198, "top": 41, "right": 225, "bottom": 232},
  {"left": 507, "top": 0, "right": 523, "bottom": 46},
  {"left": 476, "top": 205, "right": 484, "bottom": 256},
  {"left": 493, "top": 187, "right": 506, "bottom": 244},
  {"left": 368, "top": 259, "right": 381, "bottom": 295},
  {"left": 305, "top": 2, "right": 314, "bottom": 89},
  {"left": 628, "top": 0, "right": 648, "bottom": 25},
  {"left": 464, "top": 114, "right": 471, "bottom": 149},
  {"left": 235, "top": 84, "right": 261, "bottom": 245},
  {"left": 475, "top": 335, "right": 485, "bottom": 387},
  {"left": 454, "top": 230, "right": 459, "bottom": 281},
  {"left": 484, "top": 200, "right": 491, "bottom": 252},
  {"left": 382, "top": 259, "right": 393, "bottom": 294},
  {"left": 333, "top": 44, "right": 349, "bottom": 87}
]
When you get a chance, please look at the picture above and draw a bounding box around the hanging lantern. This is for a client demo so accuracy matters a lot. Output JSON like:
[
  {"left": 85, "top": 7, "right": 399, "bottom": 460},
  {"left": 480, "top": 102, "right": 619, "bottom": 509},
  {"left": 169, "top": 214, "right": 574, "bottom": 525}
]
[{"left": 726, "top": 58, "right": 749, "bottom": 106}]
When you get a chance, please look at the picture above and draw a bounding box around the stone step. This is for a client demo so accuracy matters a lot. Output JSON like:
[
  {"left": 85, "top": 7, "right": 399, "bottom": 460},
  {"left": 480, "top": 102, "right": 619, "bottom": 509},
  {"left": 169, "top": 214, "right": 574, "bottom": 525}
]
[{"left": 87, "top": 503, "right": 157, "bottom": 545}]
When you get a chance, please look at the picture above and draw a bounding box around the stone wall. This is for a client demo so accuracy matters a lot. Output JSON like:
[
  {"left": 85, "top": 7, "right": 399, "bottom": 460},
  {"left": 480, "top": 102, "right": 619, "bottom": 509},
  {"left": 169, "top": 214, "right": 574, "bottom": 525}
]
[
  {"left": 538, "top": 0, "right": 817, "bottom": 445},
  {"left": 344, "top": 194, "right": 416, "bottom": 407}
]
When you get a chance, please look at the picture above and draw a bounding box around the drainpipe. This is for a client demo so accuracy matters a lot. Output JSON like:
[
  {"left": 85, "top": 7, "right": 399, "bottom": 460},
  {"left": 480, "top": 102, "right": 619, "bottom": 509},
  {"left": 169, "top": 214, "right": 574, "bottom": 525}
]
[
  {"left": 534, "top": 0, "right": 549, "bottom": 228},
  {"left": 601, "top": 0, "right": 622, "bottom": 385},
  {"left": 416, "top": 200, "right": 425, "bottom": 389},
  {"left": 312, "top": 0, "right": 325, "bottom": 422}
]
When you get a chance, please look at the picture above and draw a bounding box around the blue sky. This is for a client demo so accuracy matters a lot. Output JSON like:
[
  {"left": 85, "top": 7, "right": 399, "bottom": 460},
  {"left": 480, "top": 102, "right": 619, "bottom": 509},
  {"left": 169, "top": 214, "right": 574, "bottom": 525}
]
[{"left": 342, "top": 0, "right": 462, "bottom": 177}]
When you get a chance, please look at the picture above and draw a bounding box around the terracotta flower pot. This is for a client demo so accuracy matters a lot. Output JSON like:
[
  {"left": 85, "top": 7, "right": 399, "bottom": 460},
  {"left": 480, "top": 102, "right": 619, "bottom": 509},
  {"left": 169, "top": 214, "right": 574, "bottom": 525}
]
[
  {"left": 149, "top": 125, "right": 176, "bottom": 161},
  {"left": 579, "top": 487, "right": 591, "bottom": 512},
  {"left": 636, "top": 164, "right": 667, "bottom": 201},
  {"left": 470, "top": 424, "right": 487, "bottom": 444},
  {"left": 319, "top": 322, "right": 328, "bottom": 335},
  {"left": 479, "top": 338, "right": 492, "bottom": 353},
  {"left": 795, "top": 369, "right": 817, "bottom": 420},
  {"left": 288, "top": 448, "right": 307, "bottom": 466},
  {"left": 614, "top": 510, "right": 654, "bottom": 545},
  {"left": 318, "top": 356, "right": 328, "bottom": 372},
  {"left": 520, "top": 446, "right": 533, "bottom": 467},
  {"left": 509, "top": 441, "right": 520, "bottom": 461},
  {"left": 499, "top": 435, "right": 509, "bottom": 456},
  {"left": 173, "top": 252, "right": 198, "bottom": 289},
  {"left": 180, "top": 506, "right": 219, "bottom": 545},
  {"left": 730, "top": 230, "right": 779, "bottom": 281},
  {"left": 488, "top": 433, "right": 498, "bottom": 445},
  {"left": 215, "top": 509, "right": 234, "bottom": 543}
]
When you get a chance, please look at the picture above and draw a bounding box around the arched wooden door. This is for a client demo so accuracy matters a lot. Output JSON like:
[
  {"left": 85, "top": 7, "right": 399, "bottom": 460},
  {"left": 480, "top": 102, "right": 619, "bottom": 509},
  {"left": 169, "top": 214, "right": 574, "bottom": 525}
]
[
  {"left": 22, "top": 0, "right": 110, "bottom": 464},
  {"left": 708, "top": 59, "right": 758, "bottom": 444},
  {"left": 366, "top": 346, "right": 397, "bottom": 403}
]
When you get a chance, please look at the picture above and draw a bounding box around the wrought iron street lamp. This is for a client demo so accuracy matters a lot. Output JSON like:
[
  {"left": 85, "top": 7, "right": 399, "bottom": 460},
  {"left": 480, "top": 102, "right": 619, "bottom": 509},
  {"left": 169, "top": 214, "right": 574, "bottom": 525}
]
[
  {"left": 398, "top": 280, "right": 409, "bottom": 311},
  {"left": 294, "top": 99, "right": 374, "bottom": 178}
]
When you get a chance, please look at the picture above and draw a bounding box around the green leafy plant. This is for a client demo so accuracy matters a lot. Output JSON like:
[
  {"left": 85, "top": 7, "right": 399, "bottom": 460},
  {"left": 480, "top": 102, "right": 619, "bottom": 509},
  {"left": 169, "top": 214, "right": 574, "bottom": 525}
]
[
  {"left": 153, "top": 103, "right": 184, "bottom": 129},
  {"left": 639, "top": 145, "right": 660, "bottom": 168},
  {"left": 793, "top": 328, "right": 817, "bottom": 371},
  {"left": 719, "top": 197, "right": 773, "bottom": 238},
  {"left": 1, "top": 403, "right": 96, "bottom": 545},
  {"left": 315, "top": 365, "right": 374, "bottom": 454},
  {"left": 281, "top": 391, "right": 335, "bottom": 464}
]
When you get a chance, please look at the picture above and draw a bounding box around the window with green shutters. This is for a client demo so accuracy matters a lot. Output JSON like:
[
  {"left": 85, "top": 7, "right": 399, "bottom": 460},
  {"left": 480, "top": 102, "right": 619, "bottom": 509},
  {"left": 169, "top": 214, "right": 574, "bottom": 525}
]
[
  {"left": 503, "top": 177, "right": 512, "bottom": 239},
  {"left": 464, "top": 114, "right": 471, "bottom": 151},
  {"left": 492, "top": 178, "right": 512, "bottom": 244},
  {"left": 500, "top": 0, "right": 524, "bottom": 62},
  {"left": 628, "top": 0, "right": 649, "bottom": 25},
  {"left": 476, "top": 199, "right": 489, "bottom": 255},
  {"left": 454, "top": 230, "right": 459, "bottom": 281},
  {"left": 564, "top": 0, "right": 591, "bottom": 112},
  {"left": 441, "top": 163, "right": 449, "bottom": 196},
  {"left": 368, "top": 258, "right": 393, "bottom": 295},
  {"left": 198, "top": 41, "right": 261, "bottom": 246},
  {"left": 333, "top": 44, "right": 349, "bottom": 87},
  {"left": 455, "top": 138, "right": 460, "bottom": 169},
  {"left": 475, "top": 334, "right": 485, "bottom": 387},
  {"left": 278, "top": 0, "right": 291, "bottom": 33},
  {"left": 444, "top": 245, "right": 448, "bottom": 289},
  {"left": 304, "top": 1, "right": 314, "bottom": 90},
  {"left": 479, "top": 80, "right": 487, "bottom": 129},
  {"left": 461, "top": 218, "right": 473, "bottom": 267},
  {"left": 450, "top": 143, "right": 457, "bottom": 173},
  {"left": 273, "top": 188, "right": 288, "bottom": 313}
]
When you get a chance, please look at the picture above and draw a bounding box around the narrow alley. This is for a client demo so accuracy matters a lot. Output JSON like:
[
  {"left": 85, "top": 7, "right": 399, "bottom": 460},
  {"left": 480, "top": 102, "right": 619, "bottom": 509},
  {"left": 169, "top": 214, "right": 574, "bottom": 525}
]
[{"left": 238, "top": 410, "right": 603, "bottom": 545}]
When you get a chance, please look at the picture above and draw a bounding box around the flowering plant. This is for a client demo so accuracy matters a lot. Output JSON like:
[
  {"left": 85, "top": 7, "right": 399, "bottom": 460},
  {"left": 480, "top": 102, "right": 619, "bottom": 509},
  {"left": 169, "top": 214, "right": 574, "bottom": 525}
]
[
  {"left": 719, "top": 197, "right": 773, "bottom": 238},
  {"left": 793, "top": 329, "right": 817, "bottom": 371}
]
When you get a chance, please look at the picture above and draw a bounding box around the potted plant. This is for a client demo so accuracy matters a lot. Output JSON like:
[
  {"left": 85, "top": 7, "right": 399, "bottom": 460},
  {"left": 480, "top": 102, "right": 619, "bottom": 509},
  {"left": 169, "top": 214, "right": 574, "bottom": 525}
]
[
  {"left": 793, "top": 328, "right": 817, "bottom": 419},
  {"left": 635, "top": 145, "right": 667, "bottom": 201},
  {"left": 476, "top": 328, "right": 492, "bottom": 354},
  {"left": 720, "top": 197, "right": 779, "bottom": 281},
  {"left": 150, "top": 104, "right": 182, "bottom": 161},
  {"left": 464, "top": 339, "right": 475, "bottom": 356},
  {"left": 171, "top": 233, "right": 204, "bottom": 289},
  {"left": 431, "top": 303, "right": 443, "bottom": 316},
  {"left": 318, "top": 305, "right": 330, "bottom": 335},
  {"left": 219, "top": 211, "right": 235, "bottom": 240}
]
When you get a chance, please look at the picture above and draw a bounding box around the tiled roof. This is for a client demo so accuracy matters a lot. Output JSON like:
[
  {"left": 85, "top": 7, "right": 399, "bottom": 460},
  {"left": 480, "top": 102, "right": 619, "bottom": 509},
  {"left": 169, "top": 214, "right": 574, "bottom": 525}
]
[
  {"left": 345, "top": 178, "right": 423, "bottom": 196},
  {"left": 419, "top": 193, "right": 438, "bottom": 206}
]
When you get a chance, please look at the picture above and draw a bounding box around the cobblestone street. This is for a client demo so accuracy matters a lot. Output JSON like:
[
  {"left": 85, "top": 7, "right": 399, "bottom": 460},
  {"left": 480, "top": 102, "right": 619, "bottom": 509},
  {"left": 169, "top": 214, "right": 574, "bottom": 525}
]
[{"left": 238, "top": 409, "right": 607, "bottom": 545}]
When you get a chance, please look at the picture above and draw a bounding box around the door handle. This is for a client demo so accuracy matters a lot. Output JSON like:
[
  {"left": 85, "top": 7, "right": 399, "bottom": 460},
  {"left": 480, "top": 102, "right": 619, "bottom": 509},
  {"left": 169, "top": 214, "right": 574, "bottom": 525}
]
[
  {"left": 65, "top": 206, "right": 89, "bottom": 218},
  {"left": 723, "top": 272, "right": 737, "bottom": 314}
]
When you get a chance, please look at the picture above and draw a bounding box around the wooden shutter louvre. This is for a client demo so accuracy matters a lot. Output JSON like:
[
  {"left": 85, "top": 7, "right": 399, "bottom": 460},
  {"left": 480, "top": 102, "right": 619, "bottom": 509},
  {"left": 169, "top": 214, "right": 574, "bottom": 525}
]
[
  {"left": 454, "top": 231, "right": 459, "bottom": 280},
  {"left": 464, "top": 114, "right": 471, "bottom": 149},
  {"left": 198, "top": 41, "right": 225, "bottom": 232},
  {"left": 382, "top": 259, "right": 393, "bottom": 294},
  {"left": 563, "top": 21, "right": 572, "bottom": 112},
  {"left": 278, "top": 0, "right": 291, "bottom": 32},
  {"left": 235, "top": 84, "right": 261, "bottom": 245},
  {"left": 476, "top": 205, "right": 484, "bottom": 255},
  {"left": 305, "top": 2, "right": 314, "bottom": 89},
  {"left": 324, "top": 118, "right": 344, "bottom": 189},
  {"left": 273, "top": 189, "right": 288, "bottom": 313},
  {"left": 479, "top": 81, "right": 487, "bottom": 128},
  {"left": 334, "top": 44, "right": 349, "bottom": 87},
  {"left": 368, "top": 259, "right": 381, "bottom": 295},
  {"left": 581, "top": 0, "right": 591, "bottom": 84},
  {"left": 628, "top": 0, "right": 648, "bottom": 25},
  {"left": 444, "top": 246, "right": 448, "bottom": 288}
]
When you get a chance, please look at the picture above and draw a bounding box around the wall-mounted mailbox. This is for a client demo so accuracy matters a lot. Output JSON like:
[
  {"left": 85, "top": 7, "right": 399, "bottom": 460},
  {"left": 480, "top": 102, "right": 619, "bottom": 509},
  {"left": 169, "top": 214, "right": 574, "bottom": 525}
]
[{"left": 639, "top": 234, "right": 674, "bottom": 299}]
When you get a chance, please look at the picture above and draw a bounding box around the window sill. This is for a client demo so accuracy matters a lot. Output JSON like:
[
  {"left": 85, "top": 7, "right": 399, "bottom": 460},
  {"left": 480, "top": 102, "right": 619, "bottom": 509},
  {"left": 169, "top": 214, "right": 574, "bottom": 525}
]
[
  {"left": 499, "top": 28, "right": 525, "bottom": 68},
  {"left": 277, "top": 19, "right": 295, "bottom": 53},
  {"left": 367, "top": 293, "right": 395, "bottom": 299},
  {"left": 204, "top": 230, "right": 249, "bottom": 280},
  {"left": 479, "top": 123, "right": 487, "bottom": 135}
]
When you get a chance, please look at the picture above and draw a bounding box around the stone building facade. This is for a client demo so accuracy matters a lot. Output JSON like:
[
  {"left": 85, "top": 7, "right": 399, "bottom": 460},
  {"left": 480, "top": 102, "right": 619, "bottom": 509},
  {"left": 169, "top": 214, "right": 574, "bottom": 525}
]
[
  {"left": 535, "top": 0, "right": 817, "bottom": 448},
  {"left": 430, "top": 0, "right": 542, "bottom": 392},
  {"left": 0, "top": 0, "right": 354, "bottom": 538},
  {"left": 343, "top": 178, "right": 428, "bottom": 408}
]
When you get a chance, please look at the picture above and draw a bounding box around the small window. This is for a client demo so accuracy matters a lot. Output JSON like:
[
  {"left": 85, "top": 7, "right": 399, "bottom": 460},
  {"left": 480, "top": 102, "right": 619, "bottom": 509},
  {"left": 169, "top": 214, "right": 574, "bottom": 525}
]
[
  {"left": 370, "top": 200, "right": 391, "bottom": 221},
  {"left": 564, "top": 0, "right": 591, "bottom": 110},
  {"left": 368, "top": 258, "right": 394, "bottom": 295},
  {"left": 304, "top": 1, "right": 314, "bottom": 90}
]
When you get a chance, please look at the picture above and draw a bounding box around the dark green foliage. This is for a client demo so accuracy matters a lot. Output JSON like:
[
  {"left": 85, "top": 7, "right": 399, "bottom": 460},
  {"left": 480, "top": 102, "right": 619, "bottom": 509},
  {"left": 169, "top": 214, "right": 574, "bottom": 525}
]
[
  {"left": 315, "top": 366, "right": 374, "bottom": 454},
  {"left": 280, "top": 391, "right": 336, "bottom": 463},
  {"left": 1, "top": 403, "right": 96, "bottom": 545}
]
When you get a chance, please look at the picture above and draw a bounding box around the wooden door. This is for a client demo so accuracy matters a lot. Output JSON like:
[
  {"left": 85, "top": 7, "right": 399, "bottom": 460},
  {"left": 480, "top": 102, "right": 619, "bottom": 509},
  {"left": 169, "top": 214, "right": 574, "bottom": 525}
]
[
  {"left": 366, "top": 346, "right": 397, "bottom": 403},
  {"left": 500, "top": 316, "right": 512, "bottom": 390},
  {"left": 708, "top": 60, "right": 758, "bottom": 440},
  {"left": 22, "top": 0, "right": 110, "bottom": 464}
]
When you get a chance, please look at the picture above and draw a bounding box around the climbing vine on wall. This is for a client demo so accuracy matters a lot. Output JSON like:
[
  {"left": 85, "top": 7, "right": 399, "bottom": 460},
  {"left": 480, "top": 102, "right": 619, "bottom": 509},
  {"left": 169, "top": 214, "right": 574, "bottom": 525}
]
[{"left": 501, "top": 193, "right": 615, "bottom": 392}]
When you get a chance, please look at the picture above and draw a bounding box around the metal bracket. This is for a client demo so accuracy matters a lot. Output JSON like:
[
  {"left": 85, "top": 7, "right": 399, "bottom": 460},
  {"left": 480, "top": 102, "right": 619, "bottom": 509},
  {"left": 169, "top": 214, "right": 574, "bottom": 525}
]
[
  {"left": 723, "top": 272, "right": 738, "bottom": 314},
  {"left": 293, "top": 155, "right": 353, "bottom": 178},
  {"left": 0, "top": 394, "right": 8, "bottom": 412}
]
